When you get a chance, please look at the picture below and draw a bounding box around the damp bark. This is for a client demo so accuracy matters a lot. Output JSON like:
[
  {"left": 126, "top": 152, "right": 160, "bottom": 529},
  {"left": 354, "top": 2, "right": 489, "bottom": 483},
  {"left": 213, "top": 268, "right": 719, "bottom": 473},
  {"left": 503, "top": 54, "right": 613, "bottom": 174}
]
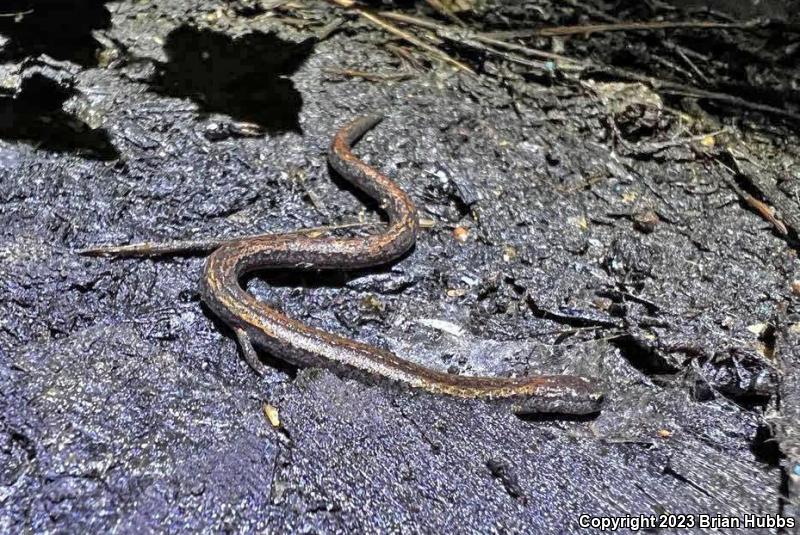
[{"left": 1, "top": 0, "right": 799, "bottom": 532}]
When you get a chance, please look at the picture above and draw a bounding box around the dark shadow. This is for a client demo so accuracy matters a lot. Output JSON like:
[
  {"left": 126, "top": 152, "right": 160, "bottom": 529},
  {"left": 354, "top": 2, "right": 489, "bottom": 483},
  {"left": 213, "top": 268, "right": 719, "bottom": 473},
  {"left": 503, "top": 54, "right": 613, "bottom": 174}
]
[
  {"left": 152, "top": 25, "right": 315, "bottom": 133},
  {"left": 609, "top": 334, "right": 679, "bottom": 375},
  {"left": 516, "top": 411, "right": 600, "bottom": 423},
  {"left": 751, "top": 422, "right": 781, "bottom": 467},
  {"left": 246, "top": 269, "right": 354, "bottom": 291},
  {"left": 0, "top": 72, "right": 119, "bottom": 160},
  {"left": 0, "top": 1, "right": 112, "bottom": 66}
]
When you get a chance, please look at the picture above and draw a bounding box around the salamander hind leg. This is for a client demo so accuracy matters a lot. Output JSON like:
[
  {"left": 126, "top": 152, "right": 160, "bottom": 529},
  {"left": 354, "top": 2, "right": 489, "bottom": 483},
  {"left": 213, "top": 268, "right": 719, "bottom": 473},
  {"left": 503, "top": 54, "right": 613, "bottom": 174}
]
[{"left": 235, "top": 328, "right": 270, "bottom": 376}]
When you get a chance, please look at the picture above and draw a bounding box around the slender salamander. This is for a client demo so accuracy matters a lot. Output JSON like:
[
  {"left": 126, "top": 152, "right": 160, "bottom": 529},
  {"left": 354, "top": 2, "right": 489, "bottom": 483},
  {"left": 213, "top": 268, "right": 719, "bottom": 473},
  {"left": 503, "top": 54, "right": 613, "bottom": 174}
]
[{"left": 86, "top": 115, "right": 604, "bottom": 415}]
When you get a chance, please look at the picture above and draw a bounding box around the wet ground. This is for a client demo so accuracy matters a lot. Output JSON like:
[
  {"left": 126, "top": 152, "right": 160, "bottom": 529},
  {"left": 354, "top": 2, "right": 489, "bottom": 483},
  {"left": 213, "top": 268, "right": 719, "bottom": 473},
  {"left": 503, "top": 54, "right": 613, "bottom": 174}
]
[{"left": 1, "top": 0, "right": 799, "bottom": 532}]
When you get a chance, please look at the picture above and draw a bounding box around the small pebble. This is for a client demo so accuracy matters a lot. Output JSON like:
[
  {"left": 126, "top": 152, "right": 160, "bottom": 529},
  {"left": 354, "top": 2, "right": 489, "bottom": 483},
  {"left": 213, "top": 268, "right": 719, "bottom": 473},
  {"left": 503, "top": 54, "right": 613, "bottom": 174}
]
[
  {"left": 453, "top": 226, "right": 469, "bottom": 242},
  {"left": 263, "top": 404, "right": 281, "bottom": 428},
  {"left": 633, "top": 210, "right": 658, "bottom": 233},
  {"left": 791, "top": 280, "right": 800, "bottom": 295}
]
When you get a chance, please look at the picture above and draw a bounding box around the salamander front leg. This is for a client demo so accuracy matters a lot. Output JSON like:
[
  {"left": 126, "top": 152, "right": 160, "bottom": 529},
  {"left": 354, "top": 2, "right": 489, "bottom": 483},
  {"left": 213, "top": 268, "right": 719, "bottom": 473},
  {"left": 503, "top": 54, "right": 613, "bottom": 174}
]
[{"left": 234, "top": 328, "right": 269, "bottom": 376}]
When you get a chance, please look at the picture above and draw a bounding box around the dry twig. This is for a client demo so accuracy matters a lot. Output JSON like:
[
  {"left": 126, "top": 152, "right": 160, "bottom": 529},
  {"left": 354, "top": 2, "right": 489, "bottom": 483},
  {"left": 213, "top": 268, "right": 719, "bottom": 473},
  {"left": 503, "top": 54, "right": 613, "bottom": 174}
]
[
  {"left": 532, "top": 19, "right": 764, "bottom": 37},
  {"left": 424, "top": 0, "right": 465, "bottom": 27},
  {"left": 327, "top": 0, "right": 476, "bottom": 75},
  {"left": 322, "top": 66, "right": 415, "bottom": 81}
]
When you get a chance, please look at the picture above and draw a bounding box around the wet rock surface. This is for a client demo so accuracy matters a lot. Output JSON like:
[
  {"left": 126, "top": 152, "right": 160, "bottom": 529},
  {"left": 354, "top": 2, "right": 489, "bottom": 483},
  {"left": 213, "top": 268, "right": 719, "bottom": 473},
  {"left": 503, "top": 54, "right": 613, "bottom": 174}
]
[{"left": 1, "top": 0, "right": 798, "bottom": 532}]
